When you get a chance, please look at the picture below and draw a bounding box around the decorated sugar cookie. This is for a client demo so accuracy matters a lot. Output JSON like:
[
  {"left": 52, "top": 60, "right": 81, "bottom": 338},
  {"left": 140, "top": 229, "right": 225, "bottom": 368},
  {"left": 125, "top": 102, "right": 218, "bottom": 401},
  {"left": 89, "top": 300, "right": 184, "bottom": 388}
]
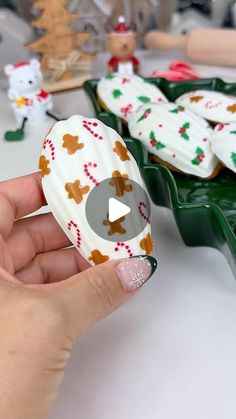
[
  {"left": 39, "top": 115, "right": 153, "bottom": 265},
  {"left": 97, "top": 74, "right": 167, "bottom": 122},
  {"left": 176, "top": 90, "right": 236, "bottom": 124},
  {"left": 211, "top": 122, "right": 236, "bottom": 173},
  {"left": 128, "top": 102, "right": 219, "bottom": 178}
]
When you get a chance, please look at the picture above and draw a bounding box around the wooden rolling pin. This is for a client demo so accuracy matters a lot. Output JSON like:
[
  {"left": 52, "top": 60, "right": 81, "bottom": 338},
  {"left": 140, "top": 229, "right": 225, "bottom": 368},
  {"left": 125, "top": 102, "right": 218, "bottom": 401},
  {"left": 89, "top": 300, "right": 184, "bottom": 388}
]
[{"left": 145, "top": 29, "right": 236, "bottom": 66}]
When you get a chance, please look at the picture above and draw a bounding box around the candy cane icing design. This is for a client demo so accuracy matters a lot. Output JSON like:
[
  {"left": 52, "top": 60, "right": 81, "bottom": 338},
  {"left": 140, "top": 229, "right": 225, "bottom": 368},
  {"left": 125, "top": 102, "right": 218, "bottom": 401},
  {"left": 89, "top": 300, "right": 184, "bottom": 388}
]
[
  {"left": 138, "top": 201, "right": 150, "bottom": 224},
  {"left": 43, "top": 138, "right": 55, "bottom": 160},
  {"left": 114, "top": 242, "right": 133, "bottom": 257},
  {"left": 83, "top": 120, "right": 103, "bottom": 140},
  {"left": 83, "top": 162, "right": 100, "bottom": 187},
  {"left": 205, "top": 101, "right": 221, "bottom": 109},
  {"left": 68, "top": 220, "right": 81, "bottom": 248}
]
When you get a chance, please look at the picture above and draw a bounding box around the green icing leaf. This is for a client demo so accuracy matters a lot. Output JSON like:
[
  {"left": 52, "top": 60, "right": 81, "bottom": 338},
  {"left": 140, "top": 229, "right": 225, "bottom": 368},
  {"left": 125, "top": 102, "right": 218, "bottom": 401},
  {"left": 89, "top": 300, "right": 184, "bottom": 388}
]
[
  {"left": 192, "top": 158, "right": 199, "bottom": 166},
  {"left": 149, "top": 130, "right": 155, "bottom": 140},
  {"left": 156, "top": 142, "right": 166, "bottom": 150},
  {"left": 138, "top": 96, "right": 151, "bottom": 103},
  {"left": 105, "top": 74, "right": 115, "bottom": 80},
  {"left": 170, "top": 105, "right": 184, "bottom": 114},
  {"left": 112, "top": 89, "right": 122, "bottom": 99},
  {"left": 181, "top": 133, "right": 189, "bottom": 141},
  {"left": 231, "top": 152, "right": 236, "bottom": 167},
  {"left": 230, "top": 131, "right": 236, "bottom": 135},
  {"left": 183, "top": 122, "right": 190, "bottom": 129},
  {"left": 196, "top": 147, "right": 204, "bottom": 155}
]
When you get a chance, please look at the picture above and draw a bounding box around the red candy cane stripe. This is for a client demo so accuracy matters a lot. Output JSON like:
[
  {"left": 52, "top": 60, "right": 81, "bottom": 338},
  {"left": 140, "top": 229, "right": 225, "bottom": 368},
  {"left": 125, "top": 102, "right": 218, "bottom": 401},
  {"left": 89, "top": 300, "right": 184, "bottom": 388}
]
[
  {"left": 205, "top": 101, "right": 221, "bottom": 109},
  {"left": 68, "top": 220, "right": 81, "bottom": 248},
  {"left": 138, "top": 201, "right": 150, "bottom": 224},
  {"left": 43, "top": 138, "right": 55, "bottom": 160},
  {"left": 83, "top": 120, "right": 103, "bottom": 140},
  {"left": 114, "top": 242, "right": 133, "bottom": 257},
  {"left": 83, "top": 162, "right": 100, "bottom": 187}
]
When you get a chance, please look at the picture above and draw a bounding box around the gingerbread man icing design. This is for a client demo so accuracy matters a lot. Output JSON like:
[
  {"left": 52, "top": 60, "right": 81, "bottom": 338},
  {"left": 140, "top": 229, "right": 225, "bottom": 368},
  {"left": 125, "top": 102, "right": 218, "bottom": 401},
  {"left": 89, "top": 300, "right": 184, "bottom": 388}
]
[
  {"left": 39, "top": 155, "right": 51, "bottom": 177},
  {"left": 62, "top": 134, "right": 84, "bottom": 155},
  {"left": 88, "top": 250, "right": 109, "bottom": 265},
  {"left": 40, "top": 115, "right": 154, "bottom": 266},
  {"left": 113, "top": 141, "right": 130, "bottom": 161},
  {"left": 109, "top": 171, "right": 133, "bottom": 197},
  {"left": 103, "top": 213, "right": 126, "bottom": 236},
  {"left": 140, "top": 233, "right": 154, "bottom": 254},
  {"left": 65, "top": 180, "right": 90, "bottom": 204}
]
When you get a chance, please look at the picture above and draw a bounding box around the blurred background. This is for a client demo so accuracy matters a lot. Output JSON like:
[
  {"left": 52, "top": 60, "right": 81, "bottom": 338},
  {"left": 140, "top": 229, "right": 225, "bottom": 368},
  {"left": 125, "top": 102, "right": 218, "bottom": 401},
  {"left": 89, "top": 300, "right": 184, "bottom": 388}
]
[
  {"left": 1, "top": 0, "right": 236, "bottom": 54},
  {"left": 1, "top": 0, "right": 236, "bottom": 83}
]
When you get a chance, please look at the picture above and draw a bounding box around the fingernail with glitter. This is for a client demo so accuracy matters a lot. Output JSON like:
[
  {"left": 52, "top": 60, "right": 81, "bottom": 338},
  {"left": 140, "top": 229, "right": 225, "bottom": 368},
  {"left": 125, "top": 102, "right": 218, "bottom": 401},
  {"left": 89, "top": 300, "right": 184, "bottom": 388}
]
[{"left": 116, "top": 255, "right": 157, "bottom": 291}]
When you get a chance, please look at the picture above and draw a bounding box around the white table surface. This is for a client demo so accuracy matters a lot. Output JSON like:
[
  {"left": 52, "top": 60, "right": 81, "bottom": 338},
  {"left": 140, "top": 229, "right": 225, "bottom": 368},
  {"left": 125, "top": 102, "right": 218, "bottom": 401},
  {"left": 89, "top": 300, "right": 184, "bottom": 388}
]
[{"left": 0, "top": 51, "right": 236, "bottom": 419}]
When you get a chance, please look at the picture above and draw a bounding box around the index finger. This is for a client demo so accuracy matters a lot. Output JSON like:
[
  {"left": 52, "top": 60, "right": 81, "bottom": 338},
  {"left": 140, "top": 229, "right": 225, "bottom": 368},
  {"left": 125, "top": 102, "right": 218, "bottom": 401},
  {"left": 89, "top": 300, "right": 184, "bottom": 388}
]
[{"left": 0, "top": 172, "right": 46, "bottom": 237}]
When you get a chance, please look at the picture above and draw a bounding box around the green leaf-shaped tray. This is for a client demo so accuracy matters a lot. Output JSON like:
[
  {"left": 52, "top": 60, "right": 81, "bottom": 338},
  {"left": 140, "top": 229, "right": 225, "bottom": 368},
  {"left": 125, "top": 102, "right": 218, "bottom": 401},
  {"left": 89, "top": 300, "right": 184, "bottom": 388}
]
[{"left": 83, "top": 78, "right": 236, "bottom": 276}]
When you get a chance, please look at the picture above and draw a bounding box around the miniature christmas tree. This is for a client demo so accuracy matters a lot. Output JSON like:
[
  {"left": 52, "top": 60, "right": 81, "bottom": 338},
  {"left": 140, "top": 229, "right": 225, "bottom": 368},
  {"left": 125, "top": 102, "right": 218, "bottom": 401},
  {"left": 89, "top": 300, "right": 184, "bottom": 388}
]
[{"left": 27, "top": 0, "right": 95, "bottom": 82}]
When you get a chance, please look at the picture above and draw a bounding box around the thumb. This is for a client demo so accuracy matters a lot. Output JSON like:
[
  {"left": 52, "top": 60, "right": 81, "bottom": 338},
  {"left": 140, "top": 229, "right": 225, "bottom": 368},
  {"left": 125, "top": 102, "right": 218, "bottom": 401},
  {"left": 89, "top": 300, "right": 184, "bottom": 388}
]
[{"left": 49, "top": 255, "right": 157, "bottom": 340}]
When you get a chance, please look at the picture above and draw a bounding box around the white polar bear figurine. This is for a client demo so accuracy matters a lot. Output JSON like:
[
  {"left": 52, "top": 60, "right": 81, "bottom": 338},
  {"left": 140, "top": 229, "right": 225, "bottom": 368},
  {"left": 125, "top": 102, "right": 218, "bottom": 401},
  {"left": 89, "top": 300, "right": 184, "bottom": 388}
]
[{"left": 4, "top": 59, "right": 53, "bottom": 124}]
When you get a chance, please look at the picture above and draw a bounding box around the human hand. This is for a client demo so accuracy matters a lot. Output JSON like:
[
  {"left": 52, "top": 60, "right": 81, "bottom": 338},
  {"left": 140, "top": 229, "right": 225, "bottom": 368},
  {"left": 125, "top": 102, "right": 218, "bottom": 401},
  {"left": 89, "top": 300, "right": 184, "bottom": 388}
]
[{"left": 0, "top": 173, "right": 157, "bottom": 419}]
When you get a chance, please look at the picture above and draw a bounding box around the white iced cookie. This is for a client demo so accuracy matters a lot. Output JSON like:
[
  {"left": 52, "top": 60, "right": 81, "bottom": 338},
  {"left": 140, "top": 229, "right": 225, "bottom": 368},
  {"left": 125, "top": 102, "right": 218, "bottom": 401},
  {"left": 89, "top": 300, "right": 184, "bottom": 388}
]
[
  {"left": 97, "top": 73, "right": 167, "bottom": 122},
  {"left": 39, "top": 115, "right": 153, "bottom": 266},
  {"left": 211, "top": 122, "right": 236, "bottom": 173},
  {"left": 176, "top": 90, "right": 236, "bottom": 124},
  {"left": 128, "top": 102, "right": 219, "bottom": 178}
]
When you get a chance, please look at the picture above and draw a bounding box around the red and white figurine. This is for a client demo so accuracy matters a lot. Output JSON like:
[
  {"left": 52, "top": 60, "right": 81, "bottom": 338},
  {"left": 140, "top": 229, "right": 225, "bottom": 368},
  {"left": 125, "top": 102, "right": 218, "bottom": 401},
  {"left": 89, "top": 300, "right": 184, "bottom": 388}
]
[
  {"left": 5, "top": 59, "right": 52, "bottom": 123},
  {"left": 4, "top": 59, "right": 55, "bottom": 141},
  {"left": 107, "top": 16, "right": 140, "bottom": 76}
]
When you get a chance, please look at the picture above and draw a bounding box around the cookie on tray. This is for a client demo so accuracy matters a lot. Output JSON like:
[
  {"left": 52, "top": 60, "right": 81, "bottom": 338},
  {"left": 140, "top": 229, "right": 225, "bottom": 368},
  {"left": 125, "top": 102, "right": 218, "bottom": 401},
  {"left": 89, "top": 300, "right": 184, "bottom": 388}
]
[
  {"left": 128, "top": 102, "right": 220, "bottom": 178},
  {"left": 211, "top": 122, "right": 236, "bottom": 173},
  {"left": 176, "top": 90, "right": 236, "bottom": 124},
  {"left": 97, "top": 73, "right": 168, "bottom": 122}
]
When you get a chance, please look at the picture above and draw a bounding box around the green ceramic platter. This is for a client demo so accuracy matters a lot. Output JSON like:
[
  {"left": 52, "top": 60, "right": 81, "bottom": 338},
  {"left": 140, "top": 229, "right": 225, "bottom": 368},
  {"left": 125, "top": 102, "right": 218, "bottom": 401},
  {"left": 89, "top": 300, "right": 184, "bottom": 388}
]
[{"left": 83, "top": 78, "right": 236, "bottom": 276}]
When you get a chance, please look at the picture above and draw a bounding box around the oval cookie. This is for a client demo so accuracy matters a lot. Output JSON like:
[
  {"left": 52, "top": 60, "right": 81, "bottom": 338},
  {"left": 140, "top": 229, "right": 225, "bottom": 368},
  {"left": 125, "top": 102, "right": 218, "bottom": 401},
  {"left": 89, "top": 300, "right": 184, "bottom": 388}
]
[
  {"left": 97, "top": 73, "right": 168, "bottom": 122},
  {"left": 128, "top": 102, "right": 219, "bottom": 178},
  {"left": 39, "top": 115, "right": 154, "bottom": 265},
  {"left": 176, "top": 90, "right": 236, "bottom": 124},
  {"left": 211, "top": 122, "right": 236, "bottom": 173}
]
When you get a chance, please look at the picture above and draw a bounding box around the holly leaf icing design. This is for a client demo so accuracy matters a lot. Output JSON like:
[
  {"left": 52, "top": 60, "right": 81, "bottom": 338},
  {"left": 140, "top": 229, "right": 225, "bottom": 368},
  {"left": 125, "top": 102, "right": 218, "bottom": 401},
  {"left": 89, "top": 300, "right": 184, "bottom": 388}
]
[
  {"left": 191, "top": 147, "right": 205, "bottom": 166},
  {"left": 179, "top": 122, "right": 190, "bottom": 140},
  {"left": 149, "top": 131, "right": 165, "bottom": 149},
  {"left": 230, "top": 131, "right": 236, "bottom": 135},
  {"left": 231, "top": 152, "right": 236, "bottom": 167},
  {"left": 170, "top": 105, "right": 185, "bottom": 114},
  {"left": 105, "top": 74, "right": 115, "bottom": 80},
  {"left": 112, "top": 89, "right": 122, "bottom": 99},
  {"left": 137, "top": 108, "right": 151, "bottom": 122},
  {"left": 138, "top": 96, "right": 151, "bottom": 103}
]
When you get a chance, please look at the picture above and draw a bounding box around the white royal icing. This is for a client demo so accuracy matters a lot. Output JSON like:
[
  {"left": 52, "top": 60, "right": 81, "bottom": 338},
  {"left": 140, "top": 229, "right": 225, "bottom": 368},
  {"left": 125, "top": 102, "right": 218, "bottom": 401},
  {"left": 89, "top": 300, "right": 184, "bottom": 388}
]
[
  {"left": 211, "top": 122, "right": 236, "bottom": 173},
  {"left": 97, "top": 74, "right": 167, "bottom": 122},
  {"left": 128, "top": 102, "right": 219, "bottom": 178},
  {"left": 40, "top": 115, "right": 153, "bottom": 265},
  {"left": 176, "top": 90, "right": 236, "bottom": 123}
]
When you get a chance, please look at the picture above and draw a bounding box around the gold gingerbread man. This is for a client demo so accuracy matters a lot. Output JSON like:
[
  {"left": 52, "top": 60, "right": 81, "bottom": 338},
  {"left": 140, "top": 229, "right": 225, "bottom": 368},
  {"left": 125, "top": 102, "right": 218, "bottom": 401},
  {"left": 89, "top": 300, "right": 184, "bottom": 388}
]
[
  {"left": 65, "top": 180, "right": 90, "bottom": 204},
  {"left": 103, "top": 213, "right": 126, "bottom": 236},
  {"left": 109, "top": 170, "right": 133, "bottom": 197}
]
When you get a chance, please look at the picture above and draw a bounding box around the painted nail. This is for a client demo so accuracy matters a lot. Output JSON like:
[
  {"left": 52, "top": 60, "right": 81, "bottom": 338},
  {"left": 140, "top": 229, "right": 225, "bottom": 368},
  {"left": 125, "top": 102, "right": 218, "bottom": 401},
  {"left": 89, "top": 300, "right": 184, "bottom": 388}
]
[{"left": 116, "top": 255, "right": 157, "bottom": 291}]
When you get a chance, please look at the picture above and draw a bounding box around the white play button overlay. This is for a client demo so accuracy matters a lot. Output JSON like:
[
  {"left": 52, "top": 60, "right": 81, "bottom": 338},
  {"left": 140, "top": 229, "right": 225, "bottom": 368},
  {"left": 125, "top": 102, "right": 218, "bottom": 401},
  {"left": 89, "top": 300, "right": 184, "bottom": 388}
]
[{"left": 108, "top": 197, "right": 131, "bottom": 222}]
